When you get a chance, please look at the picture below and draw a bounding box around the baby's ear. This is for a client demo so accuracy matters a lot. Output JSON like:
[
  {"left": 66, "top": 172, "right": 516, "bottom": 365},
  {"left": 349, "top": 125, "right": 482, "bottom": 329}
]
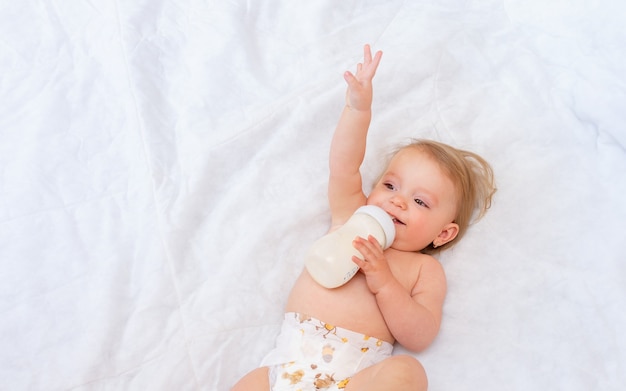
[{"left": 433, "top": 222, "right": 459, "bottom": 247}]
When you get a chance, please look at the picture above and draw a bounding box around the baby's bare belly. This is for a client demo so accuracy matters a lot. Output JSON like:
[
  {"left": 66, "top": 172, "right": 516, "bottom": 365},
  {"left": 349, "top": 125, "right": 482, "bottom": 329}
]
[{"left": 285, "top": 269, "right": 395, "bottom": 344}]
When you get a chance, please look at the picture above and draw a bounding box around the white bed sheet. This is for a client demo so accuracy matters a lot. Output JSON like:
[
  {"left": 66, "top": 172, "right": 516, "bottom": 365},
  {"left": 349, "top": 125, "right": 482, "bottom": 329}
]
[{"left": 1, "top": 0, "right": 625, "bottom": 390}]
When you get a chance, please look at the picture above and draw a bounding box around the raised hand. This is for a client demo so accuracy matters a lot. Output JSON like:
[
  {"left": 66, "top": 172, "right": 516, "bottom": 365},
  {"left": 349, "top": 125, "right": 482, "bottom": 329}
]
[{"left": 343, "top": 44, "right": 383, "bottom": 112}]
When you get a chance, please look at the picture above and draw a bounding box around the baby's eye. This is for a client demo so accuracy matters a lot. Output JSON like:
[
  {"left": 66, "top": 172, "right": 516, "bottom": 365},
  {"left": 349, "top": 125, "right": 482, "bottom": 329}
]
[
  {"left": 384, "top": 183, "right": 394, "bottom": 190},
  {"left": 414, "top": 198, "right": 428, "bottom": 208}
]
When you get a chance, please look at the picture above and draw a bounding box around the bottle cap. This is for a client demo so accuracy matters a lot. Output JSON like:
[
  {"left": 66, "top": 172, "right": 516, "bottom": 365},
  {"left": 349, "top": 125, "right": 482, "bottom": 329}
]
[{"left": 355, "top": 205, "right": 396, "bottom": 249}]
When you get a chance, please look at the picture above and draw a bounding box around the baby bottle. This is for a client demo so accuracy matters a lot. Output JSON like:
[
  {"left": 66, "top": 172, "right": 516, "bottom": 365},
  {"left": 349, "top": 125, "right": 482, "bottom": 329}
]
[{"left": 305, "top": 205, "right": 396, "bottom": 289}]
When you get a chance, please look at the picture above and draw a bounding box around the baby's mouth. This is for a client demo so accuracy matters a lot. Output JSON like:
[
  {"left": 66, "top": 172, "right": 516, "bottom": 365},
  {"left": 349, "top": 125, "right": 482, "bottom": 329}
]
[{"left": 391, "top": 216, "right": 405, "bottom": 225}]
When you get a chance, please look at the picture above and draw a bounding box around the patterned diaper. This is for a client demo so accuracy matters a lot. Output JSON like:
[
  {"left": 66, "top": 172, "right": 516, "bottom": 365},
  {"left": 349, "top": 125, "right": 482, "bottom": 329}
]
[{"left": 260, "top": 312, "right": 393, "bottom": 390}]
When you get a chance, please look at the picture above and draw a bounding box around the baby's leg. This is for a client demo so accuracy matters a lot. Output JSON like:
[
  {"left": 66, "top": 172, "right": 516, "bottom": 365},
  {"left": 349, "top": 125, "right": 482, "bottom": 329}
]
[
  {"left": 345, "top": 355, "right": 428, "bottom": 391},
  {"left": 231, "top": 367, "right": 270, "bottom": 391}
]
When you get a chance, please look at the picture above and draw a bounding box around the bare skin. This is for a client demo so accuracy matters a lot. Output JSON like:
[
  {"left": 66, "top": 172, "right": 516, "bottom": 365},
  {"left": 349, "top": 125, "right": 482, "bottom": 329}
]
[{"left": 232, "top": 45, "right": 460, "bottom": 391}]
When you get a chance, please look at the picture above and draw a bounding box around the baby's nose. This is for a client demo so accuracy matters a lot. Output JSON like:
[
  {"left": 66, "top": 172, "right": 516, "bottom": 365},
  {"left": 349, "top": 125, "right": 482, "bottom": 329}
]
[{"left": 390, "top": 195, "right": 407, "bottom": 209}]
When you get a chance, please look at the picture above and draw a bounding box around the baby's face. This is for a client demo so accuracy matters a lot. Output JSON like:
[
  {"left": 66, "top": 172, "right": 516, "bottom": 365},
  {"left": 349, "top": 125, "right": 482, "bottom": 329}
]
[{"left": 367, "top": 148, "right": 459, "bottom": 252}]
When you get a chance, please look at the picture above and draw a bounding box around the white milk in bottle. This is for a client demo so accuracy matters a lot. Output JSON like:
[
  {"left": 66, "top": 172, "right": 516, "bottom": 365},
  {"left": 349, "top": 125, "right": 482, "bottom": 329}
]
[{"left": 305, "top": 205, "right": 396, "bottom": 288}]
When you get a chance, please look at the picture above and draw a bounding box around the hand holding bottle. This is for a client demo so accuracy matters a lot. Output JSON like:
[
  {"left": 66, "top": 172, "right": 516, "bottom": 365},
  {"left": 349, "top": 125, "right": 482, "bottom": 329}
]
[
  {"left": 305, "top": 205, "right": 395, "bottom": 289},
  {"left": 351, "top": 234, "right": 396, "bottom": 295}
]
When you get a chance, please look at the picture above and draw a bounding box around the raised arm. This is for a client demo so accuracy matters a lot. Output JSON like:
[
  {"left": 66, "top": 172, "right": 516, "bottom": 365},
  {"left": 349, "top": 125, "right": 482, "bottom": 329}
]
[{"left": 328, "top": 45, "right": 383, "bottom": 228}]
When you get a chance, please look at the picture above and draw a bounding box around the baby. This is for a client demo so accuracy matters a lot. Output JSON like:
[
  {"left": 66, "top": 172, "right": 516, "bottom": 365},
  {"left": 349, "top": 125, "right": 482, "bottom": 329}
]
[{"left": 233, "top": 45, "right": 495, "bottom": 391}]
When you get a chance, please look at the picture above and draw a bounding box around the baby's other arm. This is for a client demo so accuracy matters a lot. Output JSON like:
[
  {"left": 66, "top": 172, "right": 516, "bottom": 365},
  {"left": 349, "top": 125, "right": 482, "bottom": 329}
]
[
  {"left": 379, "top": 256, "right": 446, "bottom": 352},
  {"left": 353, "top": 236, "right": 447, "bottom": 352},
  {"left": 328, "top": 45, "right": 383, "bottom": 228}
]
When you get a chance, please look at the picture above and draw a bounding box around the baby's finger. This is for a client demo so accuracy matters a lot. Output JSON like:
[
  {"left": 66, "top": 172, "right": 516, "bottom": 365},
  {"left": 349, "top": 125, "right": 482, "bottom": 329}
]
[
  {"left": 343, "top": 70, "right": 358, "bottom": 86},
  {"left": 367, "top": 234, "right": 382, "bottom": 248},
  {"left": 353, "top": 236, "right": 378, "bottom": 261},
  {"left": 364, "top": 44, "right": 372, "bottom": 64},
  {"left": 371, "top": 50, "right": 383, "bottom": 70},
  {"left": 352, "top": 255, "right": 366, "bottom": 268}
]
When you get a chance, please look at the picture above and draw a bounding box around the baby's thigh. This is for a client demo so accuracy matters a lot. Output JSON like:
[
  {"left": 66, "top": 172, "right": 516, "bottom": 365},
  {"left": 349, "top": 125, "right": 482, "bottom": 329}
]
[
  {"left": 231, "top": 367, "right": 270, "bottom": 391},
  {"left": 345, "top": 355, "right": 427, "bottom": 391}
]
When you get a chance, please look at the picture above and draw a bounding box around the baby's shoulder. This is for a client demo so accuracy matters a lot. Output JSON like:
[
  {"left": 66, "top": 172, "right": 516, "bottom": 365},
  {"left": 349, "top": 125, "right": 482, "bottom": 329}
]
[
  {"left": 388, "top": 248, "right": 442, "bottom": 267},
  {"left": 387, "top": 250, "right": 446, "bottom": 291}
]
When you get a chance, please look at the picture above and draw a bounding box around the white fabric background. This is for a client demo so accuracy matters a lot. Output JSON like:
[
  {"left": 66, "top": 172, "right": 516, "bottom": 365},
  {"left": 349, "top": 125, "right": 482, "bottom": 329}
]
[{"left": 1, "top": 0, "right": 624, "bottom": 390}]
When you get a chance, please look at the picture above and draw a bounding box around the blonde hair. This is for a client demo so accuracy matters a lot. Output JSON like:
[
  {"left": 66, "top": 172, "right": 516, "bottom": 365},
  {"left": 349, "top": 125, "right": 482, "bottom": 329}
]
[{"left": 386, "top": 139, "right": 496, "bottom": 254}]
